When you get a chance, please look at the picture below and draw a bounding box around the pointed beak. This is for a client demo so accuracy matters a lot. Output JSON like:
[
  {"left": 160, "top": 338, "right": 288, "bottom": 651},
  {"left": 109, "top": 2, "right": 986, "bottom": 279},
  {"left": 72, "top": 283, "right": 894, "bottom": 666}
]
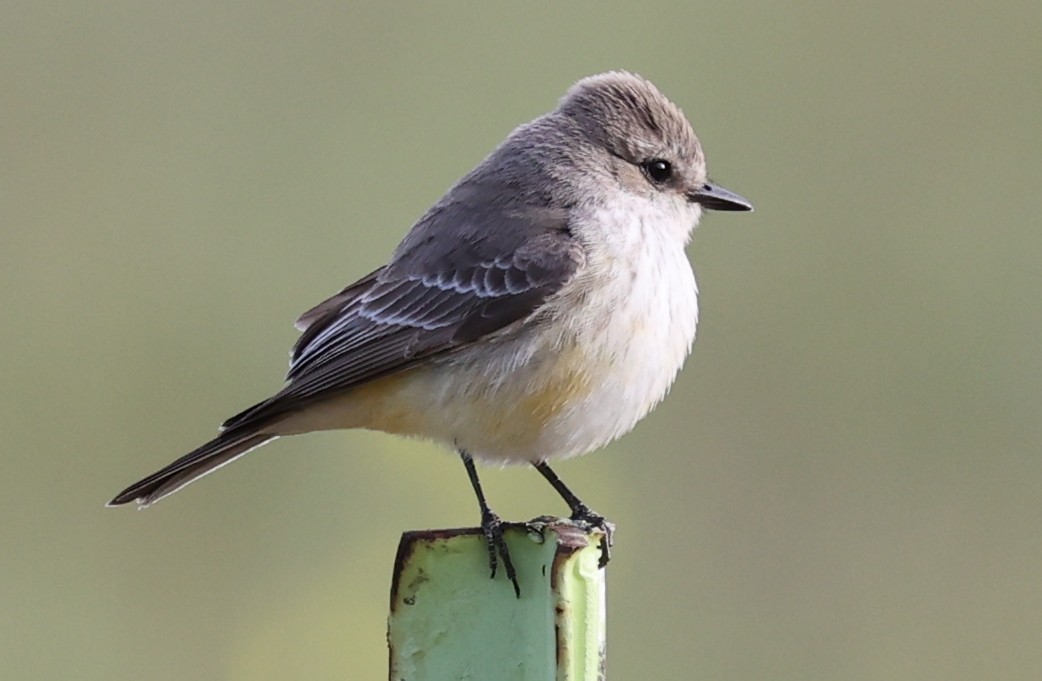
[{"left": 687, "top": 181, "right": 753, "bottom": 212}]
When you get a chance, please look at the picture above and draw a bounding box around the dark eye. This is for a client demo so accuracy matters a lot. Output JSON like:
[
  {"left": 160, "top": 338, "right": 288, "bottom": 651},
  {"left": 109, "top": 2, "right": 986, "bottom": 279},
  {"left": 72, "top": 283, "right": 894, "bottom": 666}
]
[{"left": 642, "top": 159, "right": 673, "bottom": 183}]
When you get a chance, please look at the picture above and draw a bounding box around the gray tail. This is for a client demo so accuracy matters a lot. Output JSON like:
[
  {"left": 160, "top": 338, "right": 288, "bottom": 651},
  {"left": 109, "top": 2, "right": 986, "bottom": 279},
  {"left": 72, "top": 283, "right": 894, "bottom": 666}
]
[{"left": 107, "top": 429, "right": 276, "bottom": 508}]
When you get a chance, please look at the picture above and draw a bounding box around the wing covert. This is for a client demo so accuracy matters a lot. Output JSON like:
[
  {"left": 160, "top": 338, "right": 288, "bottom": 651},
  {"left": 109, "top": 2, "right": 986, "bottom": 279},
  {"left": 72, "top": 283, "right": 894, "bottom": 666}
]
[{"left": 220, "top": 206, "right": 583, "bottom": 432}]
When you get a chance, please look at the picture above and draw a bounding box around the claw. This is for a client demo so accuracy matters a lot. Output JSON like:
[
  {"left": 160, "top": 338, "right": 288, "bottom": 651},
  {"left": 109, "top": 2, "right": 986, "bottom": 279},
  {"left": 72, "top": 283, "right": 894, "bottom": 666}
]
[
  {"left": 461, "top": 449, "right": 522, "bottom": 597},
  {"left": 570, "top": 505, "right": 615, "bottom": 568},
  {"left": 480, "top": 510, "right": 521, "bottom": 597}
]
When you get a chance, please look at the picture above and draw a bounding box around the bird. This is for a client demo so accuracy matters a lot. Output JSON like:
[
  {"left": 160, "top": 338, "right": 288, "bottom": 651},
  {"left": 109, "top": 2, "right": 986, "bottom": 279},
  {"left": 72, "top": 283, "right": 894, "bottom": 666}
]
[{"left": 109, "top": 71, "right": 752, "bottom": 596}]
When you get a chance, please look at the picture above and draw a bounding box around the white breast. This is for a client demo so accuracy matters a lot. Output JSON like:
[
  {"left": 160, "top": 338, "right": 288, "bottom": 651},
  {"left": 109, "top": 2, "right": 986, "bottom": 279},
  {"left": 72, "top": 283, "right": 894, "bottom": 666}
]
[{"left": 530, "top": 194, "right": 700, "bottom": 459}]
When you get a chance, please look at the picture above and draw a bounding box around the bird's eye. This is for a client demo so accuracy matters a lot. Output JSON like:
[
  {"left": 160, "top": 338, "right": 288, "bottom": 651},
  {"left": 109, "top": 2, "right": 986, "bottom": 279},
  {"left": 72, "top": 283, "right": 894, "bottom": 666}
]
[{"left": 642, "top": 159, "right": 673, "bottom": 183}]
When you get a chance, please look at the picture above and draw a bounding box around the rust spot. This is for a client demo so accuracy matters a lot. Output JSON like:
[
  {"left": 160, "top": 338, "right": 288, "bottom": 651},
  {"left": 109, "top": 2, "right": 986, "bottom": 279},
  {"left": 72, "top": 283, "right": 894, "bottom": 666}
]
[{"left": 554, "top": 622, "right": 564, "bottom": 670}]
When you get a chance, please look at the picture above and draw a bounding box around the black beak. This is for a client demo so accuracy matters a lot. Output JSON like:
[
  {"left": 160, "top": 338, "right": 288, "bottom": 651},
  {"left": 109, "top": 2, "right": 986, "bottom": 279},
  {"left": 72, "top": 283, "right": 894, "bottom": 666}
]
[{"left": 688, "top": 181, "right": 753, "bottom": 212}]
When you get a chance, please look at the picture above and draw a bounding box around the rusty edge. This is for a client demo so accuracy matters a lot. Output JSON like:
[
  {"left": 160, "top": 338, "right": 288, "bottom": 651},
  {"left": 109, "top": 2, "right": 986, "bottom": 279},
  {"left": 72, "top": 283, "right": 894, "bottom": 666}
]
[{"left": 547, "top": 520, "right": 596, "bottom": 677}]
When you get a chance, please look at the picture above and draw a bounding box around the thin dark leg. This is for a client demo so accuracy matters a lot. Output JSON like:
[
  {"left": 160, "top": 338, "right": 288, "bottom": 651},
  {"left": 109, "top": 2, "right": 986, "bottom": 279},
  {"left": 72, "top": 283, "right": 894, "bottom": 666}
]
[
  {"left": 460, "top": 449, "right": 520, "bottom": 598},
  {"left": 534, "top": 461, "right": 615, "bottom": 568}
]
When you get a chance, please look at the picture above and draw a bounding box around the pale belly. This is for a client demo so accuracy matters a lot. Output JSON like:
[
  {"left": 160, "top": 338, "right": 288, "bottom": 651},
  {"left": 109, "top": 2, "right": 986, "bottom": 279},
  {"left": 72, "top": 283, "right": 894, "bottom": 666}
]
[{"left": 291, "top": 242, "right": 700, "bottom": 464}]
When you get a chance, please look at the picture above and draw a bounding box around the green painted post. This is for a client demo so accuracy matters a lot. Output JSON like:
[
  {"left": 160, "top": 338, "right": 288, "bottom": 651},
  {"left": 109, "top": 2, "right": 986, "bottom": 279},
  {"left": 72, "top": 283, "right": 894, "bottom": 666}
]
[{"left": 388, "top": 518, "right": 607, "bottom": 681}]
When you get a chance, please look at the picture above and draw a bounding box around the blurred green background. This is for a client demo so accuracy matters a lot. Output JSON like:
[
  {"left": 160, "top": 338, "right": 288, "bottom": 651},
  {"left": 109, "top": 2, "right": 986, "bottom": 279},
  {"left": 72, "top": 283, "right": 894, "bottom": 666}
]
[{"left": 3, "top": 2, "right": 1041, "bottom": 679}]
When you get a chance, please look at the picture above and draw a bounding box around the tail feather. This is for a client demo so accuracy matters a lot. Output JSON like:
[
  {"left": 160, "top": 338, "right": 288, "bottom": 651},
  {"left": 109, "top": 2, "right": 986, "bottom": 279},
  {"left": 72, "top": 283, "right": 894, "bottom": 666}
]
[{"left": 108, "top": 430, "right": 277, "bottom": 507}]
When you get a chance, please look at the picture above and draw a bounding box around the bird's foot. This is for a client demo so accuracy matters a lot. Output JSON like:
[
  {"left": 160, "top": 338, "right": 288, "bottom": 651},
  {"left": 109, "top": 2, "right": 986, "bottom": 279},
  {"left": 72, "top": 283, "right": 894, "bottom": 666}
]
[
  {"left": 569, "top": 505, "right": 615, "bottom": 568},
  {"left": 480, "top": 509, "right": 521, "bottom": 598}
]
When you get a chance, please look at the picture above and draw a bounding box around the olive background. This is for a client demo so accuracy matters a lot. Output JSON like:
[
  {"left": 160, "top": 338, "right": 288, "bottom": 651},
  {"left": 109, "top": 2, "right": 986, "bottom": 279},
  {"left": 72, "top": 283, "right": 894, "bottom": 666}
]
[{"left": 3, "top": 2, "right": 1041, "bottom": 679}]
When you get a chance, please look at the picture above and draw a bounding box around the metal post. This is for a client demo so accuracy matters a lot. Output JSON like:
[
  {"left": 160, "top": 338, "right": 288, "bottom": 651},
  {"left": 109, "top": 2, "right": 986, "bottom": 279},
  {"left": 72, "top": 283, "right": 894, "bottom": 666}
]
[{"left": 388, "top": 519, "right": 607, "bottom": 680}]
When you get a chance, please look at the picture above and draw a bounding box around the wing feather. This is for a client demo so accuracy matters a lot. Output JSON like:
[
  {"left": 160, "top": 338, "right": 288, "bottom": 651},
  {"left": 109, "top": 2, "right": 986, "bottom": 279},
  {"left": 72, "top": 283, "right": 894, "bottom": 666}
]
[{"left": 220, "top": 206, "right": 584, "bottom": 432}]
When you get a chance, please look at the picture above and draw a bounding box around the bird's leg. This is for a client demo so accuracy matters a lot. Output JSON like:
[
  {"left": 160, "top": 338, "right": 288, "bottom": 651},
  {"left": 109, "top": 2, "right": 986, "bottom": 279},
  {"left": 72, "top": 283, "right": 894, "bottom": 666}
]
[
  {"left": 533, "top": 462, "right": 614, "bottom": 568},
  {"left": 459, "top": 449, "right": 521, "bottom": 597}
]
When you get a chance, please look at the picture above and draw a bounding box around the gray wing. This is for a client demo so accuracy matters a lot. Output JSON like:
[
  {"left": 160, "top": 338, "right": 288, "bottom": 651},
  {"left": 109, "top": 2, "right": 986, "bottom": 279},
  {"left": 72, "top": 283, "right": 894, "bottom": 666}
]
[
  {"left": 293, "top": 267, "right": 382, "bottom": 333},
  {"left": 221, "top": 203, "right": 584, "bottom": 431}
]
